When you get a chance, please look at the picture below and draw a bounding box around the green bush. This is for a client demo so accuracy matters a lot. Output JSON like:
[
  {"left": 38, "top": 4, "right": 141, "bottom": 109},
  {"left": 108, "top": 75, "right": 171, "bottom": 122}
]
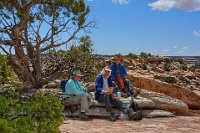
[
  {"left": 174, "top": 58, "right": 184, "bottom": 64},
  {"left": 164, "top": 58, "right": 172, "bottom": 64},
  {"left": 0, "top": 54, "right": 13, "bottom": 84},
  {"left": 163, "top": 63, "right": 171, "bottom": 72},
  {"left": 57, "top": 36, "right": 97, "bottom": 82},
  {"left": 181, "top": 64, "right": 188, "bottom": 71},
  {"left": 142, "top": 64, "right": 148, "bottom": 70},
  {"left": 0, "top": 93, "right": 64, "bottom": 133},
  {"left": 140, "top": 52, "right": 149, "bottom": 58},
  {"left": 125, "top": 53, "right": 138, "bottom": 59}
]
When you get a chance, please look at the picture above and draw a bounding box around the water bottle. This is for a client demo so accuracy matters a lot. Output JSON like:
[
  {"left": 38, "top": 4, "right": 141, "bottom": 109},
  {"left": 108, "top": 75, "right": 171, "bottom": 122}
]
[{"left": 117, "top": 91, "right": 121, "bottom": 100}]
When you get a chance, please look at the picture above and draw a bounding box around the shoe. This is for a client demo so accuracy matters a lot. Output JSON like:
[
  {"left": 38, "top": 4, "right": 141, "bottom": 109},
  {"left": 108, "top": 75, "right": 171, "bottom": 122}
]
[
  {"left": 132, "top": 89, "right": 141, "bottom": 98},
  {"left": 127, "top": 108, "right": 135, "bottom": 120},
  {"left": 128, "top": 108, "right": 142, "bottom": 121},
  {"left": 79, "top": 112, "right": 90, "bottom": 121},
  {"left": 70, "top": 105, "right": 77, "bottom": 113},
  {"left": 110, "top": 110, "right": 116, "bottom": 121}
]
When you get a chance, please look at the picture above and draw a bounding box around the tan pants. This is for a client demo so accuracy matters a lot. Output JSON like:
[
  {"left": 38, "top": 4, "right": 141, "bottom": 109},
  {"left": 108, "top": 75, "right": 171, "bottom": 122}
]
[{"left": 63, "top": 94, "right": 91, "bottom": 112}]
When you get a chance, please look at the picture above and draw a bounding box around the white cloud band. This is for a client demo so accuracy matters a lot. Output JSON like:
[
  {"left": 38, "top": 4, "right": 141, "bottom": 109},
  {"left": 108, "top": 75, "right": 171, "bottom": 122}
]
[
  {"left": 149, "top": 0, "right": 200, "bottom": 12},
  {"left": 112, "top": 0, "right": 129, "bottom": 5}
]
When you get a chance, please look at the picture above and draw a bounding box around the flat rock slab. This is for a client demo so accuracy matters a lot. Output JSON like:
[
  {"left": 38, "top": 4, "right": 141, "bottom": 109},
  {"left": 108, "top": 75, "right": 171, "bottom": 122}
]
[
  {"left": 139, "top": 89, "right": 188, "bottom": 115},
  {"left": 62, "top": 106, "right": 174, "bottom": 119},
  {"left": 142, "top": 109, "right": 175, "bottom": 118},
  {"left": 128, "top": 76, "right": 200, "bottom": 109}
]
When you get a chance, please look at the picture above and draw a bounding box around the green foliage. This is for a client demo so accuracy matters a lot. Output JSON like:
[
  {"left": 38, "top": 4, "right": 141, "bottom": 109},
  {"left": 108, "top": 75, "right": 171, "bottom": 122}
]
[
  {"left": 0, "top": 93, "right": 64, "bottom": 133},
  {"left": 189, "top": 66, "right": 197, "bottom": 72},
  {"left": 164, "top": 58, "right": 172, "bottom": 64},
  {"left": 57, "top": 36, "right": 97, "bottom": 82},
  {"left": 181, "top": 64, "right": 188, "bottom": 71},
  {"left": 174, "top": 58, "right": 184, "bottom": 64},
  {"left": 125, "top": 53, "right": 138, "bottom": 59},
  {"left": 0, "top": 0, "right": 94, "bottom": 88},
  {"left": 140, "top": 52, "right": 148, "bottom": 58},
  {"left": 141, "top": 64, "right": 148, "bottom": 70},
  {"left": 0, "top": 54, "right": 13, "bottom": 84},
  {"left": 163, "top": 63, "right": 171, "bottom": 72}
]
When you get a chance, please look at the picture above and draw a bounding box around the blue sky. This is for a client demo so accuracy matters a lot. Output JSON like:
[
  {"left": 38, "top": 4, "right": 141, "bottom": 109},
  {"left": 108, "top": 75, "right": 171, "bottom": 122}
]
[{"left": 84, "top": 0, "right": 200, "bottom": 56}]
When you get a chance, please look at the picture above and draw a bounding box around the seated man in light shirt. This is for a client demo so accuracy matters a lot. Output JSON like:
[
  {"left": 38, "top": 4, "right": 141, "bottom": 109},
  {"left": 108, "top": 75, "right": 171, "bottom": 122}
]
[{"left": 63, "top": 70, "right": 91, "bottom": 120}]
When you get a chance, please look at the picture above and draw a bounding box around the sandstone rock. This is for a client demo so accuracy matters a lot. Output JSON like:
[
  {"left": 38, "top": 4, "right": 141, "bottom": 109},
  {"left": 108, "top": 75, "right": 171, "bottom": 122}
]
[
  {"left": 45, "top": 82, "right": 59, "bottom": 88},
  {"left": 127, "top": 66, "right": 135, "bottom": 70},
  {"left": 154, "top": 75, "right": 177, "bottom": 84},
  {"left": 128, "top": 75, "right": 200, "bottom": 109},
  {"left": 63, "top": 106, "right": 175, "bottom": 119},
  {"left": 134, "top": 97, "right": 156, "bottom": 109},
  {"left": 141, "top": 110, "right": 175, "bottom": 118},
  {"left": 119, "top": 97, "right": 156, "bottom": 109},
  {"left": 139, "top": 89, "right": 188, "bottom": 115}
]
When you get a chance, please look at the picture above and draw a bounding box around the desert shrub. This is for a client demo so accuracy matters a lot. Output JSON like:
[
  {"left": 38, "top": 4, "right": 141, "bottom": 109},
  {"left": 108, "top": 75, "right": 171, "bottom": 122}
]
[
  {"left": 181, "top": 64, "right": 188, "bottom": 71},
  {"left": 189, "top": 66, "right": 197, "bottom": 72},
  {"left": 0, "top": 92, "right": 64, "bottom": 133},
  {"left": 174, "top": 58, "right": 184, "bottom": 64},
  {"left": 142, "top": 64, "right": 148, "bottom": 70},
  {"left": 62, "top": 36, "right": 97, "bottom": 82},
  {"left": 140, "top": 52, "right": 152, "bottom": 59},
  {"left": 44, "top": 36, "right": 98, "bottom": 82},
  {"left": 163, "top": 63, "right": 171, "bottom": 72},
  {"left": 0, "top": 54, "right": 13, "bottom": 84},
  {"left": 125, "top": 53, "right": 138, "bottom": 59},
  {"left": 140, "top": 52, "right": 148, "bottom": 58},
  {"left": 164, "top": 58, "right": 172, "bottom": 64}
]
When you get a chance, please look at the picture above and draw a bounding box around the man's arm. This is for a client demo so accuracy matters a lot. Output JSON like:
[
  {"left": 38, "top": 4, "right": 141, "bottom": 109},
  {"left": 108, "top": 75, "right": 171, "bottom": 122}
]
[
  {"left": 95, "top": 75, "right": 104, "bottom": 94},
  {"left": 120, "top": 64, "right": 128, "bottom": 78},
  {"left": 110, "top": 64, "right": 117, "bottom": 81},
  {"left": 65, "top": 79, "right": 86, "bottom": 95}
]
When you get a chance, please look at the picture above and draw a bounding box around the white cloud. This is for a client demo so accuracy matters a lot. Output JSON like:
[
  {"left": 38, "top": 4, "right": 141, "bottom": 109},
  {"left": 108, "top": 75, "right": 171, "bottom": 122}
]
[
  {"left": 178, "top": 50, "right": 184, "bottom": 53},
  {"left": 112, "top": 0, "right": 129, "bottom": 5},
  {"left": 193, "top": 50, "right": 200, "bottom": 55},
  {"left": 149, "top": 0, "right": 200, "bottom": 12},
  {"left": 173, "top": 45, "right": 178, "bottom": 49},
  {"left": 193, "top": 30, "right": 200, "bottom": 36},
  {"left": 182, "top": 46, "right": 188, "bottom": 50},
  {"left": 135, "top": 47, "right": 140, "bottom": 50},
  {"left": 161, "top": 49, "right": 169, "bottom": 52}
]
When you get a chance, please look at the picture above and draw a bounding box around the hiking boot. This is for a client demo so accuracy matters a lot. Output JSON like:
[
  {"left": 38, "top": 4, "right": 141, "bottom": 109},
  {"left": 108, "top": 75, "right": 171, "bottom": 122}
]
[
  {"left": 79, "top": 112, "right": 90, "bottom": 121},
  {"left": 128, "top": 108, "right": 142, "bottom": 121},
  {"left": 109, "top": 110, "right": 116, "bottom": 121},
  {"left": 132, "top": 89, "right": 141, "bottom": 98},
  {"left": 127, "top": 108, "right": 135, "bottom": 120},
  {"left": 70, "top": 105, "right": 77, "bottom": 113}
]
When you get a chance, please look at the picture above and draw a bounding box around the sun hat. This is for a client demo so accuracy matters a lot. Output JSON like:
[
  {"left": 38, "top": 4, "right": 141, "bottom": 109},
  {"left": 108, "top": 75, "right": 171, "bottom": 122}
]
[
  {"left": 104, "top": 66, "right": 111, "bottom": 72},
  {"left": 72, "top": 70, "right": 83, "bottom": 76},
  {"left": 113, "top": 56, "right": 123, "bottom": 61}
]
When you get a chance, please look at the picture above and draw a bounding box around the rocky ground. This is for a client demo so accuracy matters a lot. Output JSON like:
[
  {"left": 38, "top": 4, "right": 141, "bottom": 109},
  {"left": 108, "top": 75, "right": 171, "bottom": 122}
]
[
  {"left": 59, "top": 116, "right": 200, "bottom": 133},
  {"left": 59, "top": 56, "right": 200, "bottom": 133}
]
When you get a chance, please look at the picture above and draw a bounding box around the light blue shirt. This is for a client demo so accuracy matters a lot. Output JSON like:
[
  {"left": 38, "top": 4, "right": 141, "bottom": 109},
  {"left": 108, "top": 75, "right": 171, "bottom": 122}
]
[{"left": 65, "top": 78, "right": 88, "bottom": 97}]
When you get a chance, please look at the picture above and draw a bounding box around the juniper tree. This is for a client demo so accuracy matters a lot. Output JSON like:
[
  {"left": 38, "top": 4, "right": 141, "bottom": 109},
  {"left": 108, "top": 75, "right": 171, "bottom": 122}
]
[{"left": 0, "top": 0, "right": 95, "bottom": 88}]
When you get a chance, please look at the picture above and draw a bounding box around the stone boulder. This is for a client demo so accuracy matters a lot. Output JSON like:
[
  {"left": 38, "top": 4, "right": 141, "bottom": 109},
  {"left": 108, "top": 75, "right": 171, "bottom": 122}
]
[
  {"left": 141, "top": 110, "right": 175, "bottom": 118},
  {"left": 62, "top": 107, "right": 175, "bottom": 119},
  {"left": 154, "top": 75, "right": 177, "bottom": 84},
  {"left": 128, "top": 75, "right": 200, "bottom": 109},
  {"left": 139, "top": 89, "right": 188, "bottom": 115}
]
